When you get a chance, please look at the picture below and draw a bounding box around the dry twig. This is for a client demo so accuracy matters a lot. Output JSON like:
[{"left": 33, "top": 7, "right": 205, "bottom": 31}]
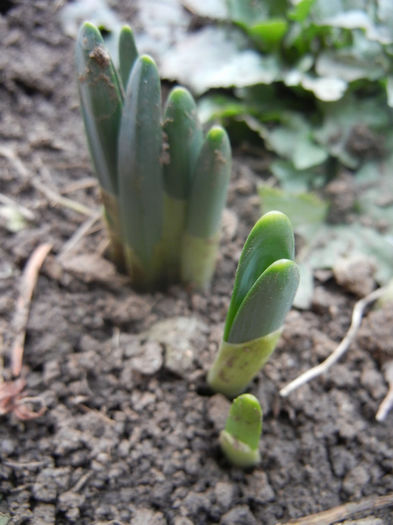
[
  {"left": 278, "top": 491, "right": 393, "bottom": 524},
  {"left": 11, "top": 243, "right": 53, "bottom": 377},
  {"left": 0, "top": 145, "right": 96, "bottom": 217},
  {"left": 0, "top": 378, "right": 45, "bottom": 420},
  {"left": 376, "top": 360, "right": 393, "bottom": 422},
  {"left": 61, "top": 177, "right": 97, "bottom": 194},
  {"left": 0, "top": 193, "right": 35, "bottom": 221},
  {"left": 1, "top": 243, "right": 52, "bottom": 420},
  {"left": 280, "top": 286, "right": 387, "bottom": 398},
  {"left": 57, "top": 209, "right": 102, "bottom": 260}
]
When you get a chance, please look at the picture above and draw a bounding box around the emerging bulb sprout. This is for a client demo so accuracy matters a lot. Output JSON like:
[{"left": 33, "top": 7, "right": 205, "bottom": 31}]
[
  {"left": 220, "top": 393, "right": 262, "bottom": 468},
  {"left": 76, "top": 22, "right": 231, "bottom": 291},
  {"left": 208, "top": 211, "right": 300, "bottom": 397}
]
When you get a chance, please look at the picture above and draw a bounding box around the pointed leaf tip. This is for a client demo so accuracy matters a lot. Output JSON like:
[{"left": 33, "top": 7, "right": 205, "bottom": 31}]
[
  {"left": 186, "top": 124, "right": 231, "bottom": 239},
  {"left": 76, "top": 21, "right": 123, "bottom": 194},
  {"left": 118, "top": 24, "right": 138, "bottom": 90},
  {"left": 228, "top": 258, "right": 299, "bottom": 344},
  {"left": 163, "top": 86, "right": 203, "bottom": 199},
  {"left": 224, "top": 210, "right": 296, "bottom": 341},
  {"left": 118, "top": 52, "right": 163, "bottom": 268}
]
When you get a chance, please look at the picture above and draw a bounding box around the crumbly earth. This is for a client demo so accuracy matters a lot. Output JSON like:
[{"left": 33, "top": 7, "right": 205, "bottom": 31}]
[{"left": 0, "top": 2, "right": 392, "bottom": 524}]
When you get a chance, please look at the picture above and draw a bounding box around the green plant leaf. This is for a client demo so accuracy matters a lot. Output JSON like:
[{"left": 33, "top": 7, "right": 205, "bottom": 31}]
[
  {"left": 261, "top": 165, "right": 393, "bottom": 307},
  {"left": 118, "top": 55, "right": 164, "bottom": 269},
  {"left": 249, "top": 18, "right": 288, "bottom": 50},
  {"left": 76, "top": 22, "right": 123, "bottom": 194},
  {"left": 118, "top": 25, "right": 138, "bottom": 91},
  {"left": 289, "top": 0, "right": 316, "bottom": 22},
  {"left": 259, "top": 186, "right": 329, "bottom": 241},
  {"left": 198, "top": 95, "right": 254, "bottom": 124},
  {"left": 226, "top": 0, "right": 268, "bottom": 26},
  {"left": 219, "top": 393, "right": 262, "bottom": 467},
  {"left": 314, "top": 94, "right": 389, "bottom": 168},
  {"left": 224, "top": 393, "right": 262, "bottom": 450},
  {"left": 316, "top": 32, "right": 389, "bottom": 83},
  {"left": 163, "top": 87, "right": 203, "bottom": 199},
  {"left": 224, "top": 211, "right": 295, "bottom": 341},
  {"left": 270, "top": 159, "right": 327, "bottom": 192},
  {"left": 258, "top": 113, "right": 329, "bottom": 170},
  {"left": 228, "top": 258, "right": 300, "bottom": 344},
  {"left": 186, "top": 126, "right": 231, "bottom": 239},
  {"left": 160, "top": 26, "right": 281, "bottom": 94}
]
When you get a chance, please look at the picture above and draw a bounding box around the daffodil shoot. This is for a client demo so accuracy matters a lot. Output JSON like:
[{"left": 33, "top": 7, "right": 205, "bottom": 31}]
[
  {"left": 220, "top": 393, "right": 262, "bottom": 468},
  {"left": 208, "top": 211, "right": 300, "bottom": 397},
  {"left": 76, "top": 22, "right": 231, "bottom": 291}
]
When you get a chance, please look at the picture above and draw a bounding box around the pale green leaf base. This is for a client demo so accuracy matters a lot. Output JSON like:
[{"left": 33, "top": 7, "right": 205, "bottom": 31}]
[
  {"left": 101, "top": 189, "right": 125, "bottom": 270},
  {"left": 162, "top": 194, "right": 187, "bottom": 282},
  {"left": 181, "top": 231, "right": 219, "bottom": 289},
  {"left": 207, "top": 329, "right": 281, "bottom": 398},
  {"left": 123, "top": 243, "right": 166, "bottom": 292},
  {"left": 219, "top": 430, "right": 260, "bottom": 468}
]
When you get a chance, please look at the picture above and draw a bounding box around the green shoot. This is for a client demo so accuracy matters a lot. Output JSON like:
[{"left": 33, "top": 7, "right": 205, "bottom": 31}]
[
  {"left": 118, "top": 25, "right": 138, "bottom": 90},
  {"left": 208, "top": 211, "right": 300, "bottom": 397},
  {"left": 220, "top": 393, "right": 262, "bottom": 468},
  {"left": 75, "top": 22, "right": 124, "bottom": 263},
  {"left": 76, "top": 22, "right": 231, "bottom": 291},
  {"left": 181, "top": 126, "right": 232, "bottom": 288},
  {"left": 118, "top": 55, "right": 164, "bottom": 289},
  {"left": 162, "top": 87, "right": 203, "bottom": 280}
]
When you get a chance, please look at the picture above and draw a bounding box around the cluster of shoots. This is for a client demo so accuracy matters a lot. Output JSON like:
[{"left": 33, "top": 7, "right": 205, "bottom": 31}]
[
  {"left": 214, "top": 211, "right": 299, "bottom": 466},
  {"left": 76, "top": 23, "right": 231, "bottom": 291},
  {"left": 76, "top": 22, "right": 299, "bottom": 469}
]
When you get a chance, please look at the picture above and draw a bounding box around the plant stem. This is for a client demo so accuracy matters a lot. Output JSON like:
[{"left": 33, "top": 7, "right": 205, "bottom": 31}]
[
  {"left": 181, "top": 231, "right": 220, "bottom": 290},
  {"left": 208, "top": 329, "right": 281, "bottom": 397}
]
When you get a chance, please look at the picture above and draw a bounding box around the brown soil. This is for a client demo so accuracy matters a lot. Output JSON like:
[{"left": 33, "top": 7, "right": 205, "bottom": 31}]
[{"left": 0, "top": 2, "right": 392, "bottom": 524}]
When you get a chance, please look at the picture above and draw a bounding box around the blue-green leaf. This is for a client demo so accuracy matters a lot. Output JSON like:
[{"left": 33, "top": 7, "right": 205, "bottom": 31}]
[
  {"left": 223, "top": 211, "right": 295, "bottom": 341},
  {"left": 163, "top": 87, "right": 203, "bottom": 199},
  {"left": 118, "top": 55, "right": 164, "bottom": 266},
  {"left": 227, "top": 259, "right": 300, "bottom": 344},
  {"left": 225, "top": 393, "right": 262, "bottom": 450},
  {"left": 76, "top": 22, "right": 123, "bottom": 194},
  {"left": 118, "top": 25, "right": 139, "bottom": 91},
  {"left": 186, "top": 126, "right": 231, "bottom": 238}
]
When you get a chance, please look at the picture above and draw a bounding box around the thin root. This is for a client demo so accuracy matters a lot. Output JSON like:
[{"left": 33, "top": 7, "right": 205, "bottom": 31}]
[
  {"left": 280, "top": 286, "right": 388, "bottom": 398},
  {"left": 11, "top": 243, "right": 53, "bottom": 377},
  {"left": 376, "top": 360, "right": 393, "bottom": 422},
  {"left": 57, "top": 210, "right": 102, "bottom": 261},
  {"left": 277, "top": 491, "right": 393, "bottom": 524},
  {"left": 0, "top": 145, "right": 96, "bottom": 218},
  {"left": 0, "top": 378, "right": 45, "bottom": 420}
]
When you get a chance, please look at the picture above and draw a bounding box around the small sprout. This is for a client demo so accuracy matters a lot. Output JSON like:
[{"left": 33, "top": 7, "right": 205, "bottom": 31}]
[
  {"left": 208, "top": 211, "right": 300, "bottom": 397},
  {"left": 76, "top": 22, "right": 231, "bottom": 291},
  {"left": 118, "top": 25, "right": 138, "bottom": 90},
  {"left": 220, "top": 393, "right": 262, "bottom": 468}
]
